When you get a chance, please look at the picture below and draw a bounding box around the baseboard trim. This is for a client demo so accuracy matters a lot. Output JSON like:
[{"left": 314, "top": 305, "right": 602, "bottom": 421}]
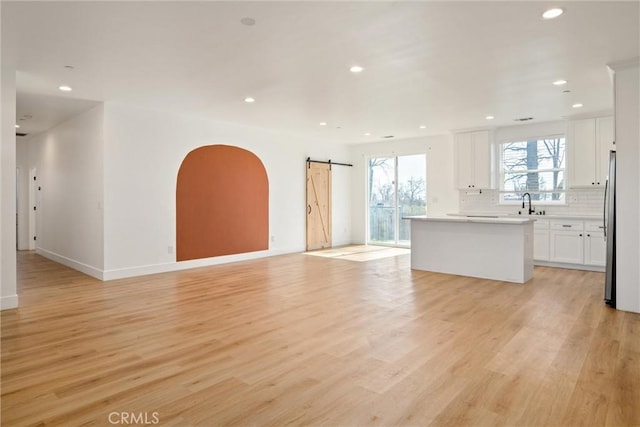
[
  {"left": 0, "top": 294, "right": 19, "bottom": 310},
  {"left": 102, "top": 248, "right": 300, "bottom": 281},
  {"left": 534, "top": 260, "right": 605, "bottom": 272},
  {"left": 36, "top": 248, "right": 105, "bottom": 280}
]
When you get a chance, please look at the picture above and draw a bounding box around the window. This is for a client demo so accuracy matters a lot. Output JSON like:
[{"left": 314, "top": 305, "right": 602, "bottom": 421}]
[
  {"left": 499, "top": 136, "right": 566, "bottom": 203},
  {"left": 368, "top": 154, "right": 426, "bottom": 246}
]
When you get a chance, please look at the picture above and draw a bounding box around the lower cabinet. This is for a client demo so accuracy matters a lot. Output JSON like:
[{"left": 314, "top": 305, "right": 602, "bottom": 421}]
[
  {"left": 550, "top": 229, "right": 584, "bottom": 264},
  {"left": 584, "top": 221, "right": 606, "bottom": 267},
  {"left": 533, "top": 219, "right": 605, "bottom": 269},
  {"left": 533, "top": 220, "right": 550, "bottom": 261}
]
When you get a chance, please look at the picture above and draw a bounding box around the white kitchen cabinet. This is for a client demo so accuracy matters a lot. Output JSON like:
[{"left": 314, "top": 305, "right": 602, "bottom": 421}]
[
  {"left": 584, "top": 221, "right": 606, "bottom": 266},
  {"left": 584, "top": 232, "right": 606, "bottom": 266},
  {"left": 569, "top": 116, "right": 614, "bottom": 187},
  {"left": 533, "top": 219, "right": 550, "bottom": 261},
  {"left": 535, "top": 219, "right": 605, "bottom": 269},
  {"left": 550, "top": 230, "right": 584, "bottom": 264},
  {"left": 549, "top": 220, "right": 584, "bottom": 264},
  {"left": 455, "top": 130, "right": 492, "bottom": 190},
  {"left": 595, "top": 116, "right": 614, "bottom": 185}
]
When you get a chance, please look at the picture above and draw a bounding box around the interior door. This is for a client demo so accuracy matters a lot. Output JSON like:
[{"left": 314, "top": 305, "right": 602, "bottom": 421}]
[{"left": 306, "top": 162, "right": 332, "bottom": 251}]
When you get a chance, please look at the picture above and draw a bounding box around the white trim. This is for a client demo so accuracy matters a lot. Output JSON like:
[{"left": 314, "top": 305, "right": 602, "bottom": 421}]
[
  {"left": 534, "top": 260, "right": 604, "bottom": 272},
  {"left": 102, "top": 248, "right": 297, "bottom": 281},
  {"left": 36, "top": 248, "right": 104, "bottom": 280},
  {"left": 607, "top": 57, "right": 640, "bottom": 72},
  {"left": 0, "top": 295, "right": 19, "bottom": 310}
]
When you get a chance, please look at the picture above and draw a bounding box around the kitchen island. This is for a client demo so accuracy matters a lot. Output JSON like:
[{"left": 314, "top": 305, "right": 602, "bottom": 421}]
[{"left": 407, "top": 216, "right": 535, "bottom": 283}]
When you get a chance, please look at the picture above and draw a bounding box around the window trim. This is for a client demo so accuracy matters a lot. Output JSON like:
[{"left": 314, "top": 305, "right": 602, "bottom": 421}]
[{"left": 497, "top": 133, "right": 567, "bottom": 206}]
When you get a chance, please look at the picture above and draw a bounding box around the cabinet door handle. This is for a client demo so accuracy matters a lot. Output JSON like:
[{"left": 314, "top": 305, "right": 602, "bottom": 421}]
[
  {"left": 592, "top": 182, "right": 595, "bottom": 185},
  {"left": 587, "top": 234, "right": 591, "bottom": 237},
  {"left": 579, "top": 234, "right": 583, "bottom": 237},
  {"left": 562, "top": 225, "right": 571, "bottom": 228}
]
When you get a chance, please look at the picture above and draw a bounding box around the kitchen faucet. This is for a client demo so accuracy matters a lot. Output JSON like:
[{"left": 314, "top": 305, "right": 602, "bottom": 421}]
[{"left": 522, "top": 192, "right": 535, "bottom": 215}]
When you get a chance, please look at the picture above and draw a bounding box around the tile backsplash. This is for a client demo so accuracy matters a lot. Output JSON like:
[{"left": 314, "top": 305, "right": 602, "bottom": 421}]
[{"left": 459, "top": 188, "right": 605, "bottom": 216}]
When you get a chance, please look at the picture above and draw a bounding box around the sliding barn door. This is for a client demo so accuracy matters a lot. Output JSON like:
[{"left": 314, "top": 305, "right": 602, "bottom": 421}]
[{"left": 306, "top": 162, "right": 332, "bottom": 251}]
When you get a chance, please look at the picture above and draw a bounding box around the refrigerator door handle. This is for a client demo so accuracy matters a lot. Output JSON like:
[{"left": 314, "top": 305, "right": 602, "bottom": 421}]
[{"left": 603, "top": 179, "right": 608, "bottom": 238}]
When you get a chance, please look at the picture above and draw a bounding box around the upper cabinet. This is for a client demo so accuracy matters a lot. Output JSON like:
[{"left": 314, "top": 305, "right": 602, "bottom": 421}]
[
  {"left": 569, "top": 116, "right": 614, "bottom": 187},
  {"left": 455, "top": 130, "right": 492, "bottom": 189}
]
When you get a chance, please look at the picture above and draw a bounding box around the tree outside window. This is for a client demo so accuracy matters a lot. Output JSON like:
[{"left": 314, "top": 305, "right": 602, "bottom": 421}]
[{"left": 500, "top": 136, "right": 566, "bottom": 203}]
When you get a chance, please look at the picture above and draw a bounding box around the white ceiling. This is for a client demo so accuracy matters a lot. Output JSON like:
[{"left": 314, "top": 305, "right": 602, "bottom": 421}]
[{"left": 5, "top": 1, "right": 639, "bottom": 143}]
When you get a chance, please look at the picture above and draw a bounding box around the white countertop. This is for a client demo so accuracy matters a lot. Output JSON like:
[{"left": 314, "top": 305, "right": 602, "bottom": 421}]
[
  {"left": 449, "top": 212, "right": 603, "bottom": 221},
  {"left": 405, "top": 215, "right": 534, "bottom": 225}
]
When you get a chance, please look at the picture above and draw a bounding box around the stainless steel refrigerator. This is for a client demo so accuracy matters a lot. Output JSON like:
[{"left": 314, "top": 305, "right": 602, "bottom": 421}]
[{"left": 604, "top": 150, "right": 616, "bottom": 307}]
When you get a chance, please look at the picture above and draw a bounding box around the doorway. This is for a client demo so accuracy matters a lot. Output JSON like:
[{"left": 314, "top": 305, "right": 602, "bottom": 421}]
[{"left": 367, "top": 154, "right": 426, "bottom": 246}]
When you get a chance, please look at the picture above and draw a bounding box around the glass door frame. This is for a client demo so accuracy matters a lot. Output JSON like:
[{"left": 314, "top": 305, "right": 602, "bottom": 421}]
[{"left": 366, "top": 152, "right": 427, "bottom": 248}]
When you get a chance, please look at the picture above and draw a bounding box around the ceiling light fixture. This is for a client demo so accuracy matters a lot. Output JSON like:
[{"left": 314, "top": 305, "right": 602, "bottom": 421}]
[
  {"left": 364, "top": 132, "right": 371, "bottom": 136},
  {"left": 486, "top": 115, "right": 495, "bottom": 120},
  {"left": 15, "top": 124, "right": 20, "bottom": 128},
  {"left": 349, "top": 65, "right": 364, "bottom": 73},
  {"left": 58, "top": 85, "right": 72, "bottom": 92},
  {"left": 419, "top": 125, "right": 427, "bottom": 129},
  {"left": 244, "top": 97, "right": 255, "bottom": 103},
  {"left": 319, "top": 122, "right": 327, "bottom": 126},
  {"left": 553, "top": 79, "right": 567, "bottom": 86},
  {"left": 542, "top": 8, "right": 564, "bottom": 19},
  {"left": 572, "top": 103, "right": 583, "bottom": 108}
]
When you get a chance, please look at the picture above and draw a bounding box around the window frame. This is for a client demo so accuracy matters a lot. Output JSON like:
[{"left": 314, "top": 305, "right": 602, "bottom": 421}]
[{"left": 497, "top": 133, "right": 567, "bottom": 205}]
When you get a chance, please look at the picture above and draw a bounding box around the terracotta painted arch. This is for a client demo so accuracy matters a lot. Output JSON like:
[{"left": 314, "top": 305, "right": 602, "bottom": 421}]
[{"left": 176, "top": 145, "right": 269, "bottom": 261}]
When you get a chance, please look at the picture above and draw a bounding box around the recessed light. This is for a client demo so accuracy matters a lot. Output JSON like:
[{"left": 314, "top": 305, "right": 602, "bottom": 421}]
[
  {"left": 542, "top": 8, "right": 564, "bottom": 19},
  {"left": 244, "top": 97, "right": 255, "bottom": 103},
  {"left": 572, "top": 103, "right": 583, "bottom": 108},
  {"left": 319, "top": 122, "right": 327, "bottom": 126},
  {"left": 349, "top": 65, "right": 364, "bottom": 73},
  {"left": 240, "top": 17, "right": 256, "bottom": 26},
  {"left": 364, "top": 132, "right": 371, "bottom": 136},
  {"left": 64, "top": 65, "right": 75, "bottom": 70},
  {"left": 58, "top": 85, "right": 72, "bottom": 92},
  {"left": 15, "top": 124, "right": 20, "bottom": 128},
  {"left": 553, "top": 79, "right": 567, "bottom": 86},
  {"left": 563, "top": 90, "right": 571, "bottom": 93},
  {"left": 486, "top": 115, "right": 495, "bottom": 120},
  {"left": 419, "top": 125, "right": 427, "bottom": 129},
  {"left": 382, "top": 135, "right": 394, "bottom": 139}
]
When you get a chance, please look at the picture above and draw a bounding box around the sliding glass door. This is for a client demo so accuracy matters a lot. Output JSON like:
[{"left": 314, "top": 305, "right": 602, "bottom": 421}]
[{"left": 368, "top": 154, "right": 426, "bottom": 246}]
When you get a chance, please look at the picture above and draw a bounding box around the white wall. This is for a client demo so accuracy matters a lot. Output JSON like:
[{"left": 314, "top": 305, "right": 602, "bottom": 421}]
[
  {"left": 103, "top": 102, "right": 351, "bottom": 279},
  {"left": 16, "top": 140, "right": 30, "bottom": 250},
  {"left": 349, "top": 134, "right": 458, "bottom": 244},
  {"left": 494, "top": 120, "right": 567, "bottom": 143},
  {"left": 26, "top": 104, "right": 105, "bottom": 278},
  {"left": 611, "top": 61, "right": 640, "bottom": 314},
  {"left": 1, "top": 12, "right": 19, "bottom": 310}
]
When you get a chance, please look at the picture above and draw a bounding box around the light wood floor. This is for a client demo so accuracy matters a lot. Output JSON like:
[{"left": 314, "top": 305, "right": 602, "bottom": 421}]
[{"left": 2, "top": 251, "right": 639, "bottom": 426}]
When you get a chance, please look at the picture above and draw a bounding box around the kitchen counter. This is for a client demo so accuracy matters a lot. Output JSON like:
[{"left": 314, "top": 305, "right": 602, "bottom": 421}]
[
  {"left": 407, "top": 215, "right": 533, "bottom": 283},
  {"left": 408, "top": 215, "right": 534, "bottom": 225},
  {"left": 449, "top": 212, "right": 603, "bottom": 221}
]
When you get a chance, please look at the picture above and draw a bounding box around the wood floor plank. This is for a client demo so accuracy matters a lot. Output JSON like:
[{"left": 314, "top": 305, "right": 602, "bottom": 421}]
[{"left": 2, "top": 250, "right": 639, "bottom": 426}]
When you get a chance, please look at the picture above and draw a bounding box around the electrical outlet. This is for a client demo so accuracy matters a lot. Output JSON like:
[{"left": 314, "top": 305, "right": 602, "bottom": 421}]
[
  {"left": 168, "top": 246, "right": 174, "bottom": 254},
  {"left": 270, "top": 235, "right": 276, "bottom": 243}
]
